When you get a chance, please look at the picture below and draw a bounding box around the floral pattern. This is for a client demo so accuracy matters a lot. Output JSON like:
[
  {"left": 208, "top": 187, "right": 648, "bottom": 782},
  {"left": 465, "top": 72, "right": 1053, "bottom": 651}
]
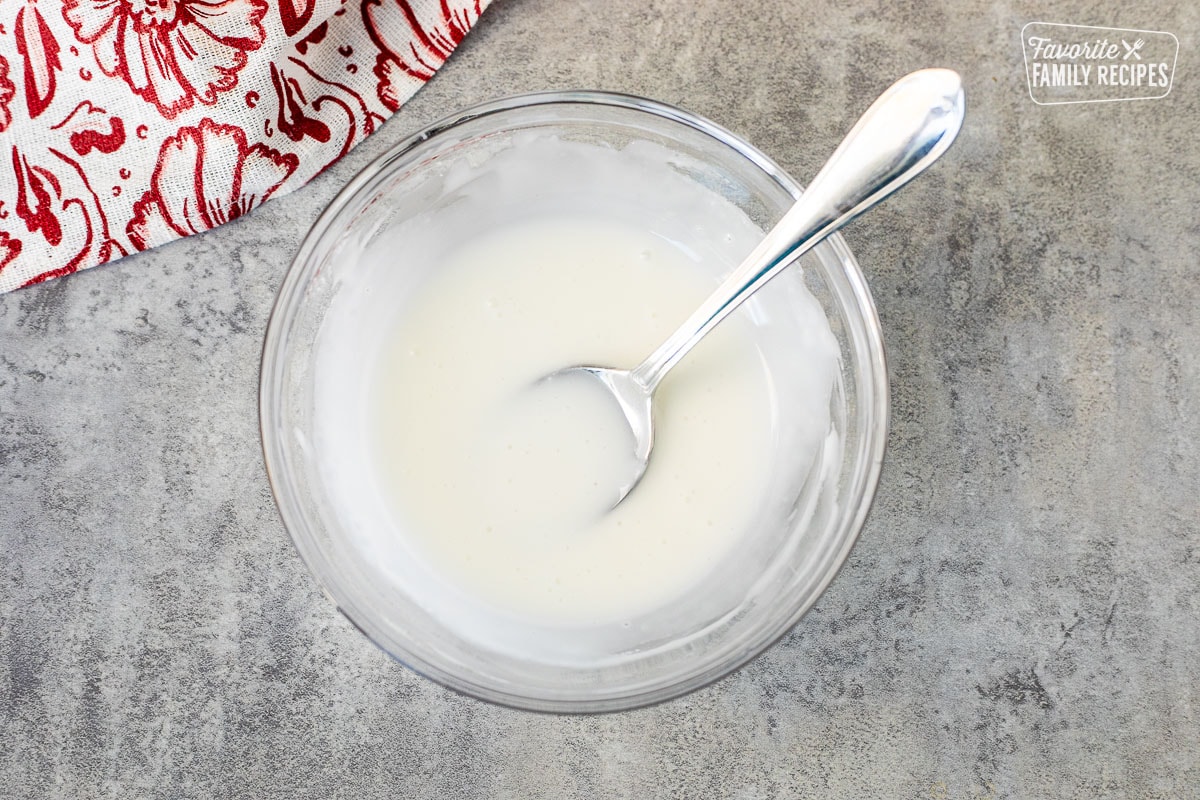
[
  {"left": 15, "top": 3, "right": 61, "bottom": 120},
  {"left": 0, "top": 0, "right": 490, "bottom": 292},
  {"left": 5, "top": 139, "right": 126, "bottom": 288},
  {"left": 0, "top": 232, "right": 21, "bottom": 272},
  {"left": 64, "top": 0, "right": 269, "bottom": 119},
  {"left": 0, "top": 55, "right": 15, "bottom": 132},
  {"left": 127, "top": 118, "right": 297, "bottom": 250},
  {"left": 365, "top": 0, "right": 483, "bottom": 111}
]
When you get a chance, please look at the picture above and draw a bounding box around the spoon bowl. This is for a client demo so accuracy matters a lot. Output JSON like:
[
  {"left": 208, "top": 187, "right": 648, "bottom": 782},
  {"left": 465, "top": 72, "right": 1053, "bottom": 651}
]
[
  {"left": 542, "top": 365, "right": 654, "bottom": 501},
  {"left": 553, "top": 68, "right": 965, "bottom": 505}
]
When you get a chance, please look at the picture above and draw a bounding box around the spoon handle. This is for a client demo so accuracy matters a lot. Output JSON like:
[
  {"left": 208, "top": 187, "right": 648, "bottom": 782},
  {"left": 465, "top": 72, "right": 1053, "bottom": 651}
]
[{"left": 630, "top": 68, "right": 965, "bottom": 392}]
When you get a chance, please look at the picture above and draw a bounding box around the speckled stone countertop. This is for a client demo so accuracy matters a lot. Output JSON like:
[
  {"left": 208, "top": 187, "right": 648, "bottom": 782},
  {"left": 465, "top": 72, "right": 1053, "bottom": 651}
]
[{"left": 2, "top": 2, "right": 1197, "bottom": 797}]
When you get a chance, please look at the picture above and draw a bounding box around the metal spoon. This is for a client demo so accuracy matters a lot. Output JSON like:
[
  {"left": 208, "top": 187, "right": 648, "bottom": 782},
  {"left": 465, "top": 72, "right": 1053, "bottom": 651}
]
[{"left": 551, "top": 68, "right": 965, "bottom": 506}]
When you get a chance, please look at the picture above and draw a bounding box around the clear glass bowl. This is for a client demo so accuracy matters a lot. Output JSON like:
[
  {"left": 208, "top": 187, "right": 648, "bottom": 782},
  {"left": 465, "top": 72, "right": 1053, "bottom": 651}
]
[{"left": 260, "top": 91, "right": 888, "bottom": 712}]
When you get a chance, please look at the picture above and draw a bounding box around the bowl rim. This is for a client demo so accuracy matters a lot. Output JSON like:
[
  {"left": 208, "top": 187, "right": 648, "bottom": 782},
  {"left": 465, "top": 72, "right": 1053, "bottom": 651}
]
[{"left": 260, "top": 89, "right": 890, "bottom": 713}]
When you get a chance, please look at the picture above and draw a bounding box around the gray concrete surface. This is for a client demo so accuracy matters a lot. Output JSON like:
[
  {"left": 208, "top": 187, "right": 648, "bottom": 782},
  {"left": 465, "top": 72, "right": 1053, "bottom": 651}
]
[{"left": 2, "top": 1, "right": 1197, "bottom": 797}]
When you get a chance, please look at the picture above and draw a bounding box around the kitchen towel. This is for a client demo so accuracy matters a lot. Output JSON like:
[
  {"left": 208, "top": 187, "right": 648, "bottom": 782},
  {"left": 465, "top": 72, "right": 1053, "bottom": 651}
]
[{"left": 0, "top": 0, "right": 489, "bottom": 293}]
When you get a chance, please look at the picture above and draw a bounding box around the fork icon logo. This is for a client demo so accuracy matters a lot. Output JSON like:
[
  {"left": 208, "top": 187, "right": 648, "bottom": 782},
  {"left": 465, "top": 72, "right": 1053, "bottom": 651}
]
[{"left": 1122, "top": 38, "right": 1145, "bottom": 60}]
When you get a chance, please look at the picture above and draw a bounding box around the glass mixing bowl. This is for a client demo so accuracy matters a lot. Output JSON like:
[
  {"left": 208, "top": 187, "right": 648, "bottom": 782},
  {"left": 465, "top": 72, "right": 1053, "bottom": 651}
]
[{"left": 260, "top": 91, "right": 888, "bottom": 712}]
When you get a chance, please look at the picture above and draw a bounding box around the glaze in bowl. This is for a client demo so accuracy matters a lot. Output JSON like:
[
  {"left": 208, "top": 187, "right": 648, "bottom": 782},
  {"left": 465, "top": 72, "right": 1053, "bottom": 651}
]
[{"left": 260, "top": 92, "right": 888, "bottom": 713}]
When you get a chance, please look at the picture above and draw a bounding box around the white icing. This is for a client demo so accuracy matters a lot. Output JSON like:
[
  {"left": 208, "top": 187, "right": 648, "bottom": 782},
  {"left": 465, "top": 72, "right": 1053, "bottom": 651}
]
[{"left": 313, "top": 135, "right": 840, "bottom": 661}]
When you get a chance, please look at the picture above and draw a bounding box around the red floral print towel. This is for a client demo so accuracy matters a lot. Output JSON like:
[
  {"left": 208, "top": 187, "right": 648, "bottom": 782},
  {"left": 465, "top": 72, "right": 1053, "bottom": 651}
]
[{"left": 0, "top": 0, "right": 489, "bottom": 293}]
